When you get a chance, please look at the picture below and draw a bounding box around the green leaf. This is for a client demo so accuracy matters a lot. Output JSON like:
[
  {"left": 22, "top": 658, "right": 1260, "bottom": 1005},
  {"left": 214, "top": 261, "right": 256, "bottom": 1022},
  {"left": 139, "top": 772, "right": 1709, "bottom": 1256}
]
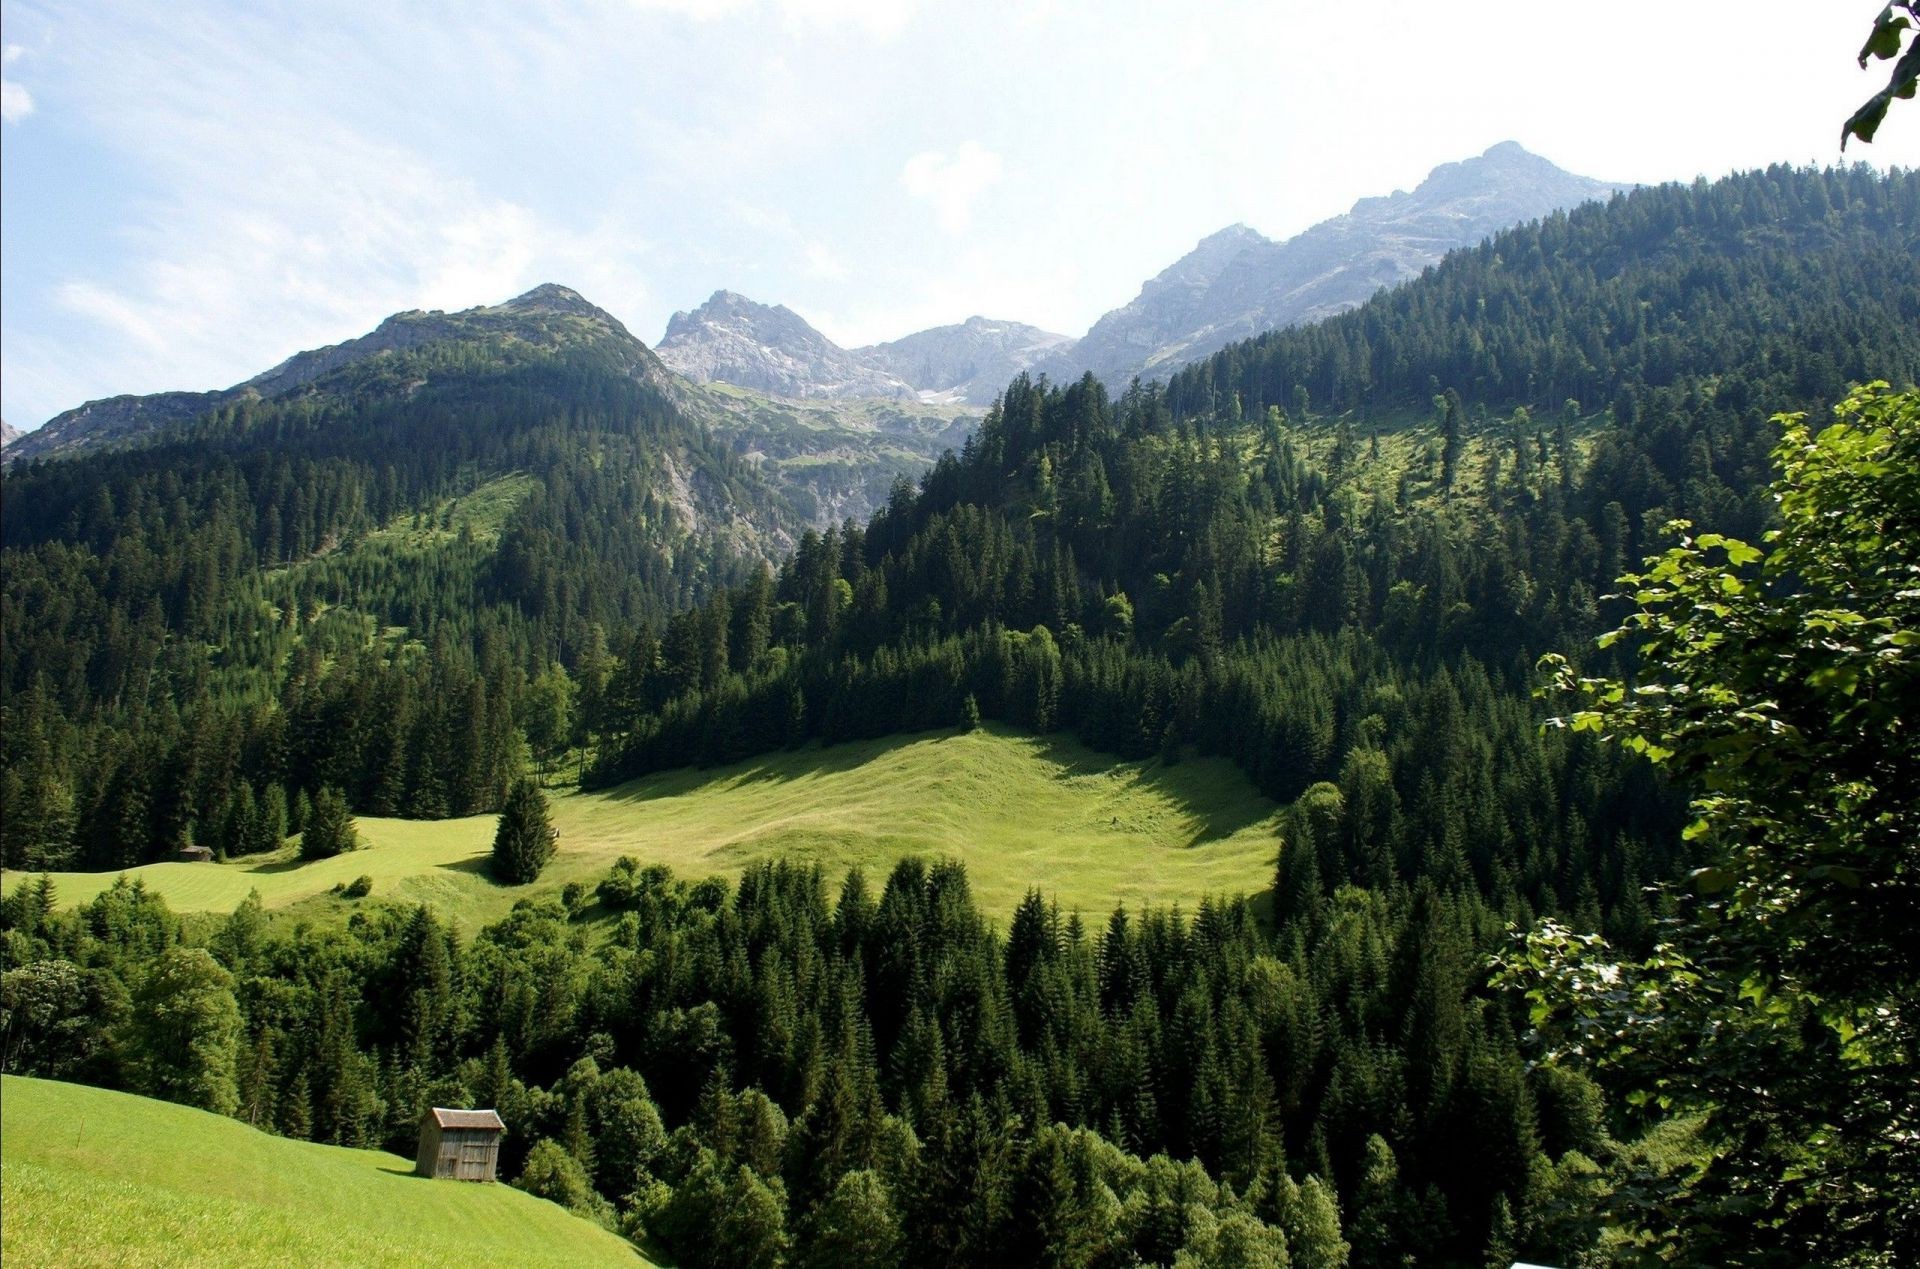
[
  {"left": 1860, "top": 10, "right": 1912, "bottom": 64},
  {"left": 1691, "top": 865, "right": 1734, "bottom": 893}
]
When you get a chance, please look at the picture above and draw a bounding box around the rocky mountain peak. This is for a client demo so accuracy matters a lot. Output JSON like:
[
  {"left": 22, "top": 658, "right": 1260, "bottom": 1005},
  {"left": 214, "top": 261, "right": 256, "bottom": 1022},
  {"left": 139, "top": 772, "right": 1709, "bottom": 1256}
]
[
  {"left": 658, "top": 291, "right": 915, "bottom": 402},
  {"left": 1041, "top": 141, "right": 1628, "bottom": 385},
  {"left": 859, "top": 316, "right": 1076, "bottom": 406},
  {"left": 500, "top": 282, "right": 612, "bottom": 320}
]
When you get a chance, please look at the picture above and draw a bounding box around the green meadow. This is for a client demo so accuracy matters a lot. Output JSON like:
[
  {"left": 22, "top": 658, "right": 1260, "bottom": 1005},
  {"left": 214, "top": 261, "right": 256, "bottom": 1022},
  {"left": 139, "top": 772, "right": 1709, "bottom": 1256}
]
[
  {"left": 0, "top": 1075, "right": 649, "bottom": 1268},
  {"left": 8, "top": 727, "right": 1282, "bottom": 926}
]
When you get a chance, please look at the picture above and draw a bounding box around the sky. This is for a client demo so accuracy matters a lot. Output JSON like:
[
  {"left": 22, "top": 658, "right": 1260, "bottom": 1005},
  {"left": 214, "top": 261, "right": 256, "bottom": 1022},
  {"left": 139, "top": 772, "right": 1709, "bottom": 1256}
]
[{"left": 1, "top": 0, "right": 1913, "bottom": 429}]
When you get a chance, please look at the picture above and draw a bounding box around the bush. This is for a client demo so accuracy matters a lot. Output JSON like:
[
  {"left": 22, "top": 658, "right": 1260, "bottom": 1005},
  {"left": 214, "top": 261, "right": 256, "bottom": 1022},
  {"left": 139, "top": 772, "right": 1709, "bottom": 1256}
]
[
  {"left": 516, "top": 1138, "right": 610, "bottom": 1225},
  {"left": 338, "top": 875, "right": 373, "bottom": 899}
]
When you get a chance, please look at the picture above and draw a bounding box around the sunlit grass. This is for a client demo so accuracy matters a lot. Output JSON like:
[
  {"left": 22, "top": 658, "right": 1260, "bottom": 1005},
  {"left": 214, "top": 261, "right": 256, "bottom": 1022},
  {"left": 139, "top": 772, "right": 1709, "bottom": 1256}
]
[
  {"left": 11, "top": 726, "right": 1281, "bottom": 927},
  {"left": 0, "top": 1076, "right": 649, "bottom": 1268}
]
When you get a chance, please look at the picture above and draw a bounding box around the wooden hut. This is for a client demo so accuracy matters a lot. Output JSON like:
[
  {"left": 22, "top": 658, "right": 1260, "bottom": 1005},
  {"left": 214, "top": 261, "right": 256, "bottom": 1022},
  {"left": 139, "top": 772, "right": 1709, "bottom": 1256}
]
[
  {"left": 415, "top": 1107, "right": 505, "bottom": 1181},
  {"left": 177, "top": 844, "right": 215, "bottom": 863}
]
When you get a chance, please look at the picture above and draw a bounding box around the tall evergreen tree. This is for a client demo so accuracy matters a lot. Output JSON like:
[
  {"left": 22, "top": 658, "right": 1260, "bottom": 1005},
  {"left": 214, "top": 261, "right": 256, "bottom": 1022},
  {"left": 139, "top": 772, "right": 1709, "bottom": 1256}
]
[
  {"left": 490, "top": 778, "right": 557, "bottom": 885},
  {"left": 299, "top": 785, "right": 360, "bottom": 860}
]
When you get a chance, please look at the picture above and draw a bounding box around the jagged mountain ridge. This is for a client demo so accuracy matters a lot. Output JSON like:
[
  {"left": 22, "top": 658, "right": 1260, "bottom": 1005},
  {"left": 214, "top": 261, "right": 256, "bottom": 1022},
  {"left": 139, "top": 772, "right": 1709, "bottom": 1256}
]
[
  {"left": 657, "top": 290, "right": 1075, "bottom": 409},
  {"left": 646, "top": 142, "right": 1621, "bottom": 405},
  {"left": 1036, "top": 141, "right": 1629, "bottom": 384}
]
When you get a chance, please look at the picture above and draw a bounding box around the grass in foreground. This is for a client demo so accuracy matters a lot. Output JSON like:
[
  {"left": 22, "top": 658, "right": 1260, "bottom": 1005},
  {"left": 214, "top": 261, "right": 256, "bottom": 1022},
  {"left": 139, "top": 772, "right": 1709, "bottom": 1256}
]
[
  {"left": 10, "top": 726, "right": 1281, "bottom": 926},
  {"left": 0, "top": 1075, "right": 648, "bottom": 1268}
]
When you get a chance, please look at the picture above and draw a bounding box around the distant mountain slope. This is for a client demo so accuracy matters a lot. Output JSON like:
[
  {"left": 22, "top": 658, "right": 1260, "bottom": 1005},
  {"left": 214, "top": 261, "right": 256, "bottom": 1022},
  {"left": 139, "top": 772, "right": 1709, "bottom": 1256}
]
[
  {"left": 1041, "top": 141, "right": 1628, "bottom": 384},
  {"left": 684, "top": 382, "right": 974, "bottom": 524},
  {"left": 0, "top": 1076, "right": 649, "bottom": 1268},
  {"left": 1163, "top": 162, "right": 1920, "bottom": 423},
  {"left": 4, "top": 284, "right": 679, "bottom": 467},
  {"left": 656, "top": 289, "right": 916, "bottom": 401},
  {"left": 857, "top": 316, "right": 1076, "bottom": 405},
  {"left": 1, "top": 418, "right": 22, "bottom": 449}
]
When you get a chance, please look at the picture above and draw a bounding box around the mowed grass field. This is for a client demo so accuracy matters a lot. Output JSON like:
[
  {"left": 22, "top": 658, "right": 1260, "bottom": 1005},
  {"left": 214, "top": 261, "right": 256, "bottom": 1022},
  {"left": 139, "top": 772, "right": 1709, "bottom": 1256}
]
[
  {"left": 7, "top": 727, "right": 1281, "bottom": 926},
  {"left": 0, "top": 1075, "right": 649, "bottom": 1268}
]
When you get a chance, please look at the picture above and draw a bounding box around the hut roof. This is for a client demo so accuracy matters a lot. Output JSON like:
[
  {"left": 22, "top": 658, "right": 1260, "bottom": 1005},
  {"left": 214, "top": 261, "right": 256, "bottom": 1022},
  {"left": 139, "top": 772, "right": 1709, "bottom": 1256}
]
[{"left": 428, "top": 1107, "right": 504, "bottom": 1131}]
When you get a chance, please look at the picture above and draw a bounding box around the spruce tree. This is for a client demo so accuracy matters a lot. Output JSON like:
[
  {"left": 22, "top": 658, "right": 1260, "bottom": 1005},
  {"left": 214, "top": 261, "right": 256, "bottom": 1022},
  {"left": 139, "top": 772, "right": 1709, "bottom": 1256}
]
[
  {"left": 491, "top": 778, "right": 557, "bottom": 884},
  {"left": 299, "top": 786, "right": 360, "bottom": 860}
]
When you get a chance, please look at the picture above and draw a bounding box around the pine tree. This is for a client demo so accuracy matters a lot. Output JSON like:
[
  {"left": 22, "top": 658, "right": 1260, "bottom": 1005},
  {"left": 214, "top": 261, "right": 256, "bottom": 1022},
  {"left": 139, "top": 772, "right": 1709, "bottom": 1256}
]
[
  {"left": 299, "top": 786, "right": 360, "bottom": 860},
  {"left": 803, "top": 1168, "right": 901, "bottom": 1269},
  {"left": 1441, "top": 388, "right": 1466, "bottom": 495},
  {"left": 490, "top": 778, "right": 557, "bottom": 884}
]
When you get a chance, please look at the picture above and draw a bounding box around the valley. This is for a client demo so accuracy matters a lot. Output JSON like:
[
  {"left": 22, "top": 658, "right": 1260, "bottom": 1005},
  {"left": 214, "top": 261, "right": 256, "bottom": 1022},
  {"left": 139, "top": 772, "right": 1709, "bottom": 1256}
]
[{"left": 3, "top": 130, "right": 1916, "bottom": 1267}]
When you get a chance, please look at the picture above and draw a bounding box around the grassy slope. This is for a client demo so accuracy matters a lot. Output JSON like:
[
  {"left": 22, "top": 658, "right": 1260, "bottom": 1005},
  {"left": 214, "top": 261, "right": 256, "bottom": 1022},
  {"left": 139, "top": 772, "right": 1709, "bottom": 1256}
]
[
  {"left": 0, "top": 1076, "right": 647, "bottom": 1268},
  {"left": 9, "top": 727, "right": 1281, "bottom": 927}
]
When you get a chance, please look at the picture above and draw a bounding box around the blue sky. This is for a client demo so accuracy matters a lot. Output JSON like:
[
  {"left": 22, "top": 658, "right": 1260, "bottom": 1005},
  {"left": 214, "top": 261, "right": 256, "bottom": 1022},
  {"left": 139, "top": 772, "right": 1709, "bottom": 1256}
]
[{"left": 1, "top": 0, "right": 1912, "bottom": 429}]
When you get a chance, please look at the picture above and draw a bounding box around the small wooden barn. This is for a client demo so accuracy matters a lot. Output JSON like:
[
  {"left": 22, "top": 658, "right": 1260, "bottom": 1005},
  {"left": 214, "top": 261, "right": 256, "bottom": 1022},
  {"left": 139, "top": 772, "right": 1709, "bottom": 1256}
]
[
  {"left": 177, "top": 844, "right": 215, "bottom": 863},
  {"left": 415, "top": 1107, "right": 505, "bottom": 1181}
]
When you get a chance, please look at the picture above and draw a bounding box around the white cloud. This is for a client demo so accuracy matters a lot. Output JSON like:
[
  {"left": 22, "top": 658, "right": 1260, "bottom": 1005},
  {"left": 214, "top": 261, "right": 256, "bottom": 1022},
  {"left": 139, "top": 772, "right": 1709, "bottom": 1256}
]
[
  {"left": 3, "top": 41, "right": 32, "bottom": 123},
  {"left": 804, "top": 241, "right": 849, "bottom": 281},
  {"left": 813, "top": 244, "right": 1084, "bottom": 348},
  {"left": 622, "top": 0, "right": 753, "bottom": 18},
  {"left": 778, "top": 0, "right": 917, "bottom": 38},
  {"left": 0, "top": 79, "right": 31, "bottom": 123},
  {"left": 6, "top": 4, "right": 659, "bottom": 416},
  {"left": 617, "top": 0, "right": 913, "bottom": 36},
  {"left": 900, "top": 141, "right": 1003, "bottom": 234}
]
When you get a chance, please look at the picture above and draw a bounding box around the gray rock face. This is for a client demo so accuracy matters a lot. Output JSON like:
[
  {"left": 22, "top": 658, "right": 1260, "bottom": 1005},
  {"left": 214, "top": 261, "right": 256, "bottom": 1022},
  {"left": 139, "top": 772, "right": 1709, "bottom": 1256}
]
[
  {"left": 4, "top": 285, "right": 670, "bottom": 466},
  {"left": 1039, "top": 141, "right": 1628, "bottom": 385},
  {"left": 657, "top": 291, "right": 917, "bottom": 402},
  {"left": 857, "top": 316, "right": 1077, "bottom": 406},
  {"left": 1, "top": 418, "right": 22, "bottom": 449}
]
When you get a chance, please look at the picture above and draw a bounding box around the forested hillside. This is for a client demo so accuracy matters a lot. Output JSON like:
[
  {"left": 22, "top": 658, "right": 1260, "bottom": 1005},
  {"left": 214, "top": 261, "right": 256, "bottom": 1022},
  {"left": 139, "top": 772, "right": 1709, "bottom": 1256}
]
[
  {"left": 3, "top": 163, "right": 1917, "bottom": 1268},
  {"left": 0, "top": 287, "right": 796, "bottom": 871}
]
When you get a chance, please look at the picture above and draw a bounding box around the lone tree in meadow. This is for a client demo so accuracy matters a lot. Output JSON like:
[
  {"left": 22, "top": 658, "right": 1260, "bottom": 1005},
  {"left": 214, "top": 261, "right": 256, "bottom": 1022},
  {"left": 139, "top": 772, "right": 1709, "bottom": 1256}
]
[
  {"left": 298, "top": 786, "right": 361, "bottom": 861},
  {"left": 491, "top": 778, "right": 557, "bottom": 885}
]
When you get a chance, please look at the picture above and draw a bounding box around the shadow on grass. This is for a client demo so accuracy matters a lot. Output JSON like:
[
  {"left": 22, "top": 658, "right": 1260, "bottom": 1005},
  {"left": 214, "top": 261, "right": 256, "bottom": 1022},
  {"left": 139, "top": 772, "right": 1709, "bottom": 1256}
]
[
  {"left": 589, "top": 723, "right": 1281, "bottom": 846},
  {"left": 1026, "top": 731, "right": 1279, "bottom": 846},
  {"left": 235, "top": 854, "right": 327, "bottom": 876},
  {"left": 592, "top": 730, "right": 928, "bottom": 804}
]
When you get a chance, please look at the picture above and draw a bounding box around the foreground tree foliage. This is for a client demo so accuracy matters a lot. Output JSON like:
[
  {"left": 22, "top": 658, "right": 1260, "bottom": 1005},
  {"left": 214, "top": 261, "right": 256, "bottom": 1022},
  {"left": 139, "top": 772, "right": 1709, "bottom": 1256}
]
[
  {"left": 1512, "top": 384, "right": 1919, "bottom": 1265},
  {"left": 1844, "top": 2, "right": 1920, "bottom": 147}
]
